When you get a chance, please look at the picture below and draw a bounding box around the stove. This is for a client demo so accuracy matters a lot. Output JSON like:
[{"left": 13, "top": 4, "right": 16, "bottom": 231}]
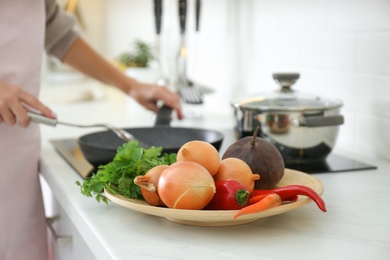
[
  {"left": 51, "top": 139, "right": 95, "bottom": 179},
  {"left": 50, "top": 137, "right": 377, "bottom": 179},
  {"left": 284, "top": 153, "right": 376, "bottom": 173}
]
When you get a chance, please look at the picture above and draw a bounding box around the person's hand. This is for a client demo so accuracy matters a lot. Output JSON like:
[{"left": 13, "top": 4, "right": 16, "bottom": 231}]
[
  {"left": 127, "top": 80, "right": 184, "bottom": 120},
  {"left": 0, "top": 81, "right": 56, "bottom": 127},
  {"left": 61, "top": 36, "right": 183, "bottom": 119}
]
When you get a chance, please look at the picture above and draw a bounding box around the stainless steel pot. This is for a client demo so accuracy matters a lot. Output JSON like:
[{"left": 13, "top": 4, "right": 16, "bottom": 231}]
[{"left": 231, "top": 73, "right": 344, "bottom": 164}]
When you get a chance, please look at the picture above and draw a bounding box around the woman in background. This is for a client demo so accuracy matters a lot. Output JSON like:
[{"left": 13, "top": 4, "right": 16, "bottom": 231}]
[{"left": 0, "top": 1, "right": 182, "bottom": 259}]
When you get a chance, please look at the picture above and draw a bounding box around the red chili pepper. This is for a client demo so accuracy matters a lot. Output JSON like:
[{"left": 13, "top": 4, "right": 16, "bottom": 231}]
[
  {"left": 251, "top": 185, "right": 327, "bottom": 212},
  {"left": 248, "top": 194, "right": 268, "bottom": 205},
  {"left": 248, "top": 194, "right": 298, "bottom": 205},
  {"left": 205, "top": 179, "right": 249, "bottom": 210}
]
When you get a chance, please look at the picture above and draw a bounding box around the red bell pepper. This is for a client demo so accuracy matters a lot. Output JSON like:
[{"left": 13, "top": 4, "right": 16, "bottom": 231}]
[
  {"left": 251, "top": 184, "right": 327, "bottom": 212},
  {"left": 205, "top": 179, "right": 249, "bottom": 210}
]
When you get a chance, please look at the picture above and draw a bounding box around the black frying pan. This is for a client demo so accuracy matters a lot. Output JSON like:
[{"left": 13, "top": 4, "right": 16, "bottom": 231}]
[{"left": 78, "top": 106, "right": 224, "bottom": 167}]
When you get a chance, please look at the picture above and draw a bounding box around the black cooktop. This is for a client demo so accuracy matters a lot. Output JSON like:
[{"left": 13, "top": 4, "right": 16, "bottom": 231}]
[
  {"left": 284, "top": 153, "right": 376, "bottom": 173},
  {"left": 50, "top": 138, "right": 377, "bottom": 179}
]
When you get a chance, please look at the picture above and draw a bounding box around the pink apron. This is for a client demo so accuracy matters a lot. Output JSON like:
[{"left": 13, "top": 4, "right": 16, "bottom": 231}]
[{"left": 0, "top": 1, "right": 48, "bottom": 259}]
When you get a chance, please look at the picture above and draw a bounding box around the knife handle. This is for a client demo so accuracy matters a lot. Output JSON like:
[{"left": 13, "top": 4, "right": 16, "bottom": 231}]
[
  {"left": 195, "top": 0, "right": 201, "bottom": 31},
  {"left": 154, "top": 0, "right": 162, "bottom": 35},
  {"left": 178, "top": 0, "right": 187, "bottom": 34}
]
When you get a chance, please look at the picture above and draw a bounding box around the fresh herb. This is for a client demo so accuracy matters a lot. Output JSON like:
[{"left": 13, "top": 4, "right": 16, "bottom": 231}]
[
  {"left": 76, "top": 141, "right": 176, "bottom": 204},
  {"left": 117, "top": 40, "right": 154, "bottom": 68}
]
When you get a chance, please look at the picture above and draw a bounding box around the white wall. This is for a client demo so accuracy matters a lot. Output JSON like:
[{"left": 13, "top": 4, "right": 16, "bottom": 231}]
[
  {"left": 237, "top": 0, "right": 390, "bottom": 161},
  {"left": 80, "top": 0, "right": 390, "bottom": 161},
  {"left": 94, "top": 0, "right": 237, "bottom": 110}
]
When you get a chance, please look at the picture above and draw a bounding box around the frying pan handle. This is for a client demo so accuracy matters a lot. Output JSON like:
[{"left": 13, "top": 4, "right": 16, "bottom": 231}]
[{"left": 155, "top": 105, "right": 172, "bottom": 126}]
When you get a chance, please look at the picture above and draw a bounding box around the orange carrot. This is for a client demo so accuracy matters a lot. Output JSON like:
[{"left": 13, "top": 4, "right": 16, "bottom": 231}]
[
  {"left": 248, "top": 194, "right": 268, "bottom": 205},
  {"left": 234, "top": 193, "right": 282, "bottom": 220},
  {"left": 249, "top": 194, "right": 299, "bottom": 205}
]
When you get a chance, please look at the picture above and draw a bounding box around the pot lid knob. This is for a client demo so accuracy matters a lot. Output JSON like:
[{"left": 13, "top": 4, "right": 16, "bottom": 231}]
[{"left": 273, "top": 73, "right": 300, "bottom": 92}]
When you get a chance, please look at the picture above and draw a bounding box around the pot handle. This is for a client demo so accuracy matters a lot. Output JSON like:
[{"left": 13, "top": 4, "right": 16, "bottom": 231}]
[
  {"left": 300, "top": 115, "right": 344, "bottom": 127},
  {"left": 155, "top": 105, "right": 172, "bottom": 126}
]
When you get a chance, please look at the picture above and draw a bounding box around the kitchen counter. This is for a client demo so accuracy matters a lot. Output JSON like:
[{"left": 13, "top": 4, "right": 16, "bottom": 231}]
[{"left": 39, "top": 82, "right": 390, "bottom": 260}]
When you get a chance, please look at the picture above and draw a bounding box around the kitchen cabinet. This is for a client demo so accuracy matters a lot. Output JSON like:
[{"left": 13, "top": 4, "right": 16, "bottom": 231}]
[{"left": 46, "top": 197, "right": 95, "bottom": 260}]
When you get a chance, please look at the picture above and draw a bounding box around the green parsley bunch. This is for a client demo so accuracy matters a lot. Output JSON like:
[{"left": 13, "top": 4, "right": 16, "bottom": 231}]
[{"left": 76, "top": 141, "right": 176, "bottom": 204}]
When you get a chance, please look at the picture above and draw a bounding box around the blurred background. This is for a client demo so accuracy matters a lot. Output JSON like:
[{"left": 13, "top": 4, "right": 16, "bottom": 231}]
[{"left": 44, "top": 0, "right": 390, "bottom": 161}]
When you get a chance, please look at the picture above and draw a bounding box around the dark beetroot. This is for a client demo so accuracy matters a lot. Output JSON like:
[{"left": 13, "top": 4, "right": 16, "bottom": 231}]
[{"left": 222, "top": 127, "right": 285, "bottom": 189}]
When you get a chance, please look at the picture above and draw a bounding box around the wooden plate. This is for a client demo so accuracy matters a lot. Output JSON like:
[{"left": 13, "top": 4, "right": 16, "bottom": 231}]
[{"left": 104, "top": 169, "right": 324, "bottom": 227}]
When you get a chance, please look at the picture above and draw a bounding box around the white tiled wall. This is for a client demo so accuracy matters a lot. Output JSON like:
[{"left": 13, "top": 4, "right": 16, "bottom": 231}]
[
  {"left": 83, "top": 0, "right": 390, "bottom": 161},
  {"left": 237, "top": 0, "right": 390, "bottom": 161}
]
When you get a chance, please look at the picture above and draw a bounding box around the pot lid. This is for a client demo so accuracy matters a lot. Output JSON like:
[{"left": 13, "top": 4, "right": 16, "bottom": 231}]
[{"left": 232, "top": 73, "right": 343, "bottom": 112}]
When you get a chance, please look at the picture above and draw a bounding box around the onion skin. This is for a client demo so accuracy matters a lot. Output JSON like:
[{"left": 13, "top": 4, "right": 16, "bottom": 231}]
[
  {"left": 176, "top": 140, "right": 220, "bottom": 176},
  {"left": 134, "top": 165, "right": 168, "bottom": 206},
  {"left": 158, "top": 161, "right": 216, "bottom": 210},
  {"left": 213, "top": 158, "right": 260, "bottom": 195}
]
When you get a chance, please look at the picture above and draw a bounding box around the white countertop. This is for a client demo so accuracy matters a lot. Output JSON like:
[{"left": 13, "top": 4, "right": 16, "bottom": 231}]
[{"left": 39, "top": 82, "right": 390, "bottom": 260}]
